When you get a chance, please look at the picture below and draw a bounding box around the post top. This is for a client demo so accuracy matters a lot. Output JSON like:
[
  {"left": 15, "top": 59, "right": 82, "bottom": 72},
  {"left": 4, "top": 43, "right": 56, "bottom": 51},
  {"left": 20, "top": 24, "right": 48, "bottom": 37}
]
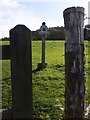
[
  {"left": 63, "top": 7, "right": 84, "bottom": 16},
  {"left": 10, "top": 24, "right": 31, "bottom": 33}
]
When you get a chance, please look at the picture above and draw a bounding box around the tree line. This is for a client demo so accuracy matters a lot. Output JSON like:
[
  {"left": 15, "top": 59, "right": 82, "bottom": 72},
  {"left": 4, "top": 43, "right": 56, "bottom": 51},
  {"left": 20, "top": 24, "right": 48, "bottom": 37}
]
[
  {"left": 1, "top": 25, "right": 90, "bottom": 41},
  {"left": 32, "top": 26, "right": 65, "bottom": 40},
  {"left": 32, "top": 25, "right": 90, "bottom": 40}
]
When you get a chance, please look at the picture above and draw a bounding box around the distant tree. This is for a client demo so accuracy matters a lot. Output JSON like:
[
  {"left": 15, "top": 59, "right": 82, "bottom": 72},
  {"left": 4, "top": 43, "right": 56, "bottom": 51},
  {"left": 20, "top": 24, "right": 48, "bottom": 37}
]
[
  {"left": 84, "top": 24, "right": 90, "bottom": 40},
  {"left": 32, "top": 26, "right": 65, "bottom": 40},
  {"left": 32, "top": 30, "right": 41, "bottom": 40},
  {"left": 1, "top": 37, "right": 10, "bottom": 41}
]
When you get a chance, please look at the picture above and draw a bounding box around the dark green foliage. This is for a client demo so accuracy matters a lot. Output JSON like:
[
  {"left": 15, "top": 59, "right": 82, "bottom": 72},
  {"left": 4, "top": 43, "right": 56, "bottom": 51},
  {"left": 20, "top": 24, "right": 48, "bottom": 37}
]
[
  {"left": 0, "top": 37, "right": 10, "bottom": 41},
  {"left": 84, "top": 24, "right": 90, "bottom": 40},
  {"left": 32, "top": 26, "right": 65, "bottom": 40}
]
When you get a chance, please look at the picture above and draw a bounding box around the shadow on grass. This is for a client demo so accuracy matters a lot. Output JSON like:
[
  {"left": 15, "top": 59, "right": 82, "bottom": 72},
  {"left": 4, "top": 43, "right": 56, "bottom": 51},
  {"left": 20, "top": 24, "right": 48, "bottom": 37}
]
[
  {"left": 55, "top": 64, "right": 65, "bottom": 68},
  {"left": 32, "top": 68, "right": 44, "bottom": 73}
]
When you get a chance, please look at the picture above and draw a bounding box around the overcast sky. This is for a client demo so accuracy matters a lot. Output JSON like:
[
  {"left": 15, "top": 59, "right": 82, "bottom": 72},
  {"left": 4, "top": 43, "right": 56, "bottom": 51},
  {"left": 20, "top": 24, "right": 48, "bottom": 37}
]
[{"left": 0, "top": 0, "right": 89, "bottom": 38}]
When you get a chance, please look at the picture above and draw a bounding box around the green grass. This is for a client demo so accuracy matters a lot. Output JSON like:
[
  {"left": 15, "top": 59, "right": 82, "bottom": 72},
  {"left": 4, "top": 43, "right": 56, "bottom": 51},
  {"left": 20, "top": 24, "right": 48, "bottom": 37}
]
[
  {"left": 1, "top": 40, "right": 90, "bottom": 119},
  {"left": 32, "top": 41, "right": 64, "bottom": 70},
  {"left": 32, "top": 41, "right": 65, "bottom": 119},
  {"left": 0, "top": 41, "right": 10, "bottom": 45}
]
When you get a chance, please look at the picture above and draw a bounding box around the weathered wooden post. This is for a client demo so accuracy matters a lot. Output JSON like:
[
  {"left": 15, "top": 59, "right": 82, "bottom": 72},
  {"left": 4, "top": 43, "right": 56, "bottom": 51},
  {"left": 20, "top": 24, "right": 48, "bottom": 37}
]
[
  {"left": 63, "top": 7, "right": 85, "bottom": 118},
  {"left": 42, "top": 35, "right": 46, "bottom": 67},
  {"left": 10, "top": 25, "right": 32, "bottom": 118},
  {"left": 37, "top": 36, "right": 47, "bottom": 70},
  {"left": 0, "top": 45, "right": 2, "bottom": 120},
  {"left": 38, "top": 35, "right": 47, "bottom": 69}
]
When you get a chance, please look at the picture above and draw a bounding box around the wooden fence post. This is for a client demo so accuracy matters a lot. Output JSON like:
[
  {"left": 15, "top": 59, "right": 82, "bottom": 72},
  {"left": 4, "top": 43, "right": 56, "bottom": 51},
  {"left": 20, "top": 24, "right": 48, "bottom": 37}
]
[
  {"left": 0, "top": 45, "right": 2, "bottom": 120},
  {"left": 37, "top": 35, "right": 47, "bottom": 69},
  {"left": 42, "top": 35, "right": 46, "bottom": 67},
  {"left": 63, "top": 7, "right": 85, "bottom": 118},
  {"left": 10, "top": 25, "right": 32, "bottom": 118}
]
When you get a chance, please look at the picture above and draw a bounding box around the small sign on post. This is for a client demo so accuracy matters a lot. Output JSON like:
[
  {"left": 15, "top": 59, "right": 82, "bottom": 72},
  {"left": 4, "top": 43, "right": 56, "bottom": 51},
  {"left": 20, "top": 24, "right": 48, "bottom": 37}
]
[{"left": 37, "top": 22, "right": 49, "bottom": 69}]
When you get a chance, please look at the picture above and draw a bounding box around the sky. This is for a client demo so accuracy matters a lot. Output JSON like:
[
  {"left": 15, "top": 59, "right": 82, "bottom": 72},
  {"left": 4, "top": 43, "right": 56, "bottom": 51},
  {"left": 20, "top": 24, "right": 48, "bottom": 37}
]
[{"left": 0, "top": 0, "right": 90, "bottom": 39}]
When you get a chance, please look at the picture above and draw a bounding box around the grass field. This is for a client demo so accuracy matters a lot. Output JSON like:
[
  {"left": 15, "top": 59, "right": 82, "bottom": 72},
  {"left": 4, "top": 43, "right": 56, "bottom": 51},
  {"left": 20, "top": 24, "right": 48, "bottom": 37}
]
[{"left": 0, "top": 40, "right": 90, "bottom": 119}]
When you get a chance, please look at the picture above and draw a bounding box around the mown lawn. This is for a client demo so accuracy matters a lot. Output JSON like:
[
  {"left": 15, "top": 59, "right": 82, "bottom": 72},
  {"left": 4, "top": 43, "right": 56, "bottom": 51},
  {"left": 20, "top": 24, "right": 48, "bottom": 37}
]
[
  {"left": 32, "top": 41, "right": 65, "bottom": 119},
  {"left": 0, "top": 40, "right": 90, "bottom": 119}
]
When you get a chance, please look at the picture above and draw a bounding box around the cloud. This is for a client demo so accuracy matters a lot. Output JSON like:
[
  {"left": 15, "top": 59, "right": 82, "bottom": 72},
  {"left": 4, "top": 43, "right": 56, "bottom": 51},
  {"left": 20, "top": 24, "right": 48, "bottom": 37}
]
[
  {"left": 88, "top": 1, "right": 90, "bottom": 24},
  {"left": 0, "top": 0, "right": 89, "bottom": 38},
  {"left": 0, "top": 0, "right": 20, "bottom": 8},
  {"left": 0, "top": 0, "right": 20, "bottom": 38},
  {"left": 17, "top": 0, "right": 89, "bottom": 3},
  {"left": 0, "top": 1, "right": 42, "bottom": 38}
]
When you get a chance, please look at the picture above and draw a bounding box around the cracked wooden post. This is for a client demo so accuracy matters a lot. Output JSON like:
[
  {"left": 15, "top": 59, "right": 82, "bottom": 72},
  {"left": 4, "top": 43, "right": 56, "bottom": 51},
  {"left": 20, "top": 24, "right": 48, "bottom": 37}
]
[
  {"left": 63, "top": 7, "right": 85, "bottom": 119},
  {"left": 10, "top": 25, "right": 32, "bottom": 118}
]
